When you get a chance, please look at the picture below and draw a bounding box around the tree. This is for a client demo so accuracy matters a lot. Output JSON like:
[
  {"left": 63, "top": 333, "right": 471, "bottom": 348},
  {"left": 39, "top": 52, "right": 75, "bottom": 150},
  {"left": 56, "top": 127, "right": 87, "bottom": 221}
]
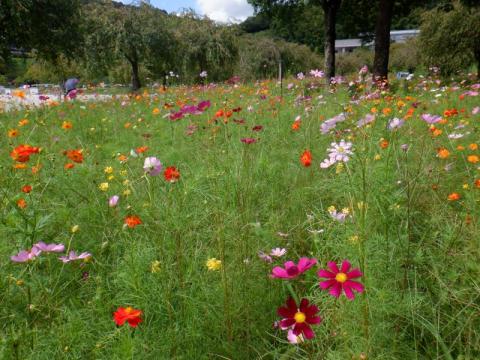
[
  {"left": 373, "top": 0, "right": 394, "bottom": 80},
  {"left": 419, "top": 3, "right": 480, "bottom": 77},
  {"left": 320, "top": 0, "right": 342, "bottom": 82},
  {"left": 83, "top": 1, "right": 175, "bottom": 91}
]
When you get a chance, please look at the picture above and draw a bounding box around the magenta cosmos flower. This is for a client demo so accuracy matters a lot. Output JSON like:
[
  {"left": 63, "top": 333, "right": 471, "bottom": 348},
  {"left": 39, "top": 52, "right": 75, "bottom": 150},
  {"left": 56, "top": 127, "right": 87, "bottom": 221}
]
[
  {"left": 271, "top": 258, "right": 317, "bottom": 279},
  {"left": 317, "top": 260, "right": 364, "bottom": 300},
  {"left": 143, "top": 157, "right": 162, "bottom": 176},
  {"left": 241, "top": 138, "right": 257, "bottom": 144},
  {"left": 277, "top": 297, "right": 322, "bottom": 340}
]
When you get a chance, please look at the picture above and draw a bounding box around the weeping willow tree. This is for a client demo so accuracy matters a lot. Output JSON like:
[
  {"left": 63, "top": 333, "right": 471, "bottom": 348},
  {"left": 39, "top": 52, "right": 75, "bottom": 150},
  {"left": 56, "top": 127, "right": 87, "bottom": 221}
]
[
  {"left": 173, "top": 12, "right": 239, "bottom": 82},
  {"left": 82, "top": 1, "right": 175, "bottom": 90}
]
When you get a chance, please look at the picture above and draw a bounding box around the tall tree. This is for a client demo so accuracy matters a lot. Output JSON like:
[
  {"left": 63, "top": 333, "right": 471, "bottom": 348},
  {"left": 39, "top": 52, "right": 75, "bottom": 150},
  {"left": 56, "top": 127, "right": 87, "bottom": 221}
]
[
  {"left": 83, "top": 2, "right": 175, "bottom": 91},
  {"left": 321, "top": 0, "right": 341, "bottom": 82},
  {"left": 373, "top": 0, "right": 394, "bottom": 80}
]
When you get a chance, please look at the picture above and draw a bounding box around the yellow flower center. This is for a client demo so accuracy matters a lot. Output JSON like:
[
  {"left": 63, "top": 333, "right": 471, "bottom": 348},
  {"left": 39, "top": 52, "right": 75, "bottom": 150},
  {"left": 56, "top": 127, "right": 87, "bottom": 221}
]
[
  {"left": 125, "top": 307, "right": 133, "bottom": 314},
  {"left": 338, "top": 146, "right": 345, "bottom": 153},
  {"left": 335, "top": 272, "right": 348, "bottom": 283},
  {"left": 294, "top": 311, "right": 306, "bottom": 323}
]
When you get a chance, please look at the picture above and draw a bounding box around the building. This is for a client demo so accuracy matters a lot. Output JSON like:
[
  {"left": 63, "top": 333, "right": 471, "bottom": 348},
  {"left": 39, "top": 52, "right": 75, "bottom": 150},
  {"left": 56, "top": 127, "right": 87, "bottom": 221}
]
[{"left": 335, "top": 29, "right": 419, "bottom": 53}]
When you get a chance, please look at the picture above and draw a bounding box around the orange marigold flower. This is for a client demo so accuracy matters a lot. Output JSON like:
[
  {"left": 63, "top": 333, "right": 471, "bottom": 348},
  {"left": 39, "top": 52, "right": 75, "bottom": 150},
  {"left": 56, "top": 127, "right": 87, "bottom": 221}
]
[
  {"left": 124, "top": 122, "right": 132, "bottom": 129},
  {"left": 382, "top": 108, "right": 392, "bottom": 116},
  {"left": 467, "top": 155, "right": 479, "bottom": 163},
  {"left": 124, "top": 215, "right": 142, "bottom": 228},
  {"left": 152, "top": 107, "right": 160, "bottom": 115},
  {"left": 447, "top": 192, "right": 460, "bottom": 201},
  {"left": 13, "top": 90, "right": 26, "bottom": 99},
  {"left": 13, "top": 163, "right": 27, "bottom": 169},
  {"left": 64, "top": 163, "right": 75, "bottom": 170},
  {"left": 457, "top": 145, "right": 465, "bottom": 151},
  {"left": 64, "top": 149, "right": 84, "bottom": 163},
  {"left": 291, "top": 120, "right": 301, "bottom": 131},
  {"left": 370, "top": 107, "right": 377, "bottom": 114},
  {"left": 300, "top": 150, "right": 312, "bottom": 167},
  {"left": 475, "top": 179, "right": 480, "bottom": 189},
  {"left": 380, "top": 140, "right": 389, "bottom": 149},
  {"left": 22, "top": 185, "right": 32, "bottom": 193},
  {"left": 468, "top": 143, "right": 478, "bottom": 151},
  {"left": 432, "top": 128, "right": 442, "bottom": 137},
  {"left": 164, "top": 166, "right": 180, "bottom": 182},
  {"left": 31, "top": 165, "right": 41, "bottom": 174},
  {"left": 10, "top": 145, "right": 40, "bottom": 163},
  {"left": 113, "top": 306, "right": 142, "bottom": 327},
  {"left": 118, "top": 154, "right": 128, "bottom": 163},
  {"left": 17, "top": 198, "right": 27, "bottom": 209},
  {"left": 215, "top": 109, "right": 224, "bottom": 118},
  {"left": 437, "top": 148, "right": 450, "bottom": 159},
  {"left": 8, "top": 129, "right": 19, "bottom": 137}
]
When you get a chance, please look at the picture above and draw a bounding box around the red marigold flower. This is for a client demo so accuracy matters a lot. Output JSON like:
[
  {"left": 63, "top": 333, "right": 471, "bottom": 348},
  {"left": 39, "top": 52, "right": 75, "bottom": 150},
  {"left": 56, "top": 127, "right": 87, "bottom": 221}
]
[
  {"left": 317, "top": 260, "right": 364, "bottom": 300},
  {"left": 64, "top": 149, "right": 84, "bottom": 163},
  {"left": 135, "top": 146, "right": 149, "bottom": 154},
  {"left": 124, "top": 215, "right": 142, "bottom": 228},
  {"left": 10, "top": 145, "right": 40, "bottom": 163},
  {"left": 300, "top": 150, "right": 312, "bottom": 167},
  {"left": 277, "top": 297, "right": 322, "bottom": 340},
  {"left": 164, "top": 166, "right": 180, "bottom": 183},
  {"left": 113, "top": 306, "right": 143, "bottom": 327},
  {"left": 22, "top": 185, "right": 32, "bottom": 193}
]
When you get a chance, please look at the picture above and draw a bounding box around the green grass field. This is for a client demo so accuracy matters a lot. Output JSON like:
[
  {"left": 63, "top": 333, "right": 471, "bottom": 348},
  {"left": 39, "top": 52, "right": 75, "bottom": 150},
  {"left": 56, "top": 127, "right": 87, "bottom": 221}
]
[{"left": 1, "top": 77, "right": 479, "bottom": 359}]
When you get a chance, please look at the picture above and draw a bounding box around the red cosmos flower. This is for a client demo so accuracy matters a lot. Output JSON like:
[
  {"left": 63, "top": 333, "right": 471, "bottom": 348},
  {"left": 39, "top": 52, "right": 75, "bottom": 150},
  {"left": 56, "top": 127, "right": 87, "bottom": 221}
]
[
  {"left": 64, "top": 149, "right": 84, "bottom": 163},
  {"left": 22, "top": 185, "right": 32, "bottom": 193},
  {"left": 113, "top": 306, "right": 143, "bottom": 328},
  {"left": 317, "top": 260, "right": 364, "bottom": 300},
  {"left": 252, "top": 125, "right": 263, "bottom": 132},
  {"left": 164, "top": 166, "right": 180, "bottom": 183},
  {"left": 124, "top": 215, "right": 142, "bottom": 228},
  {"left": 241, "top": 138, "right": 257, "bottom": 144},
  {"left": 277, "top": 297, "right": 322, "bottom": 340},
  {"left": 300, "top": 150, "right": 312, "bottom": 167},
  {"left": 10, "top": 145, "right": 40, "bottom": 163}
]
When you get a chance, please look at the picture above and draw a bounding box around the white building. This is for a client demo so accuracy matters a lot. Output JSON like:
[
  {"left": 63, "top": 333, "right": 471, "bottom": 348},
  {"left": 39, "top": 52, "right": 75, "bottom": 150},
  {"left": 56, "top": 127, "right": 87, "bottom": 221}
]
[{"left": 335, "top": 29, "right": 419, "bottom": 53}]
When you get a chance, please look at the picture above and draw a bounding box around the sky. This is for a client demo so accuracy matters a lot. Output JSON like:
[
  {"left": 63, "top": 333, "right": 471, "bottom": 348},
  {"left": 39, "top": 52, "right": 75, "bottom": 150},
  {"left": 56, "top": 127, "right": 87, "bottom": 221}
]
[{"left": 119, "top": 0, "right": 254, "bottom": 23}]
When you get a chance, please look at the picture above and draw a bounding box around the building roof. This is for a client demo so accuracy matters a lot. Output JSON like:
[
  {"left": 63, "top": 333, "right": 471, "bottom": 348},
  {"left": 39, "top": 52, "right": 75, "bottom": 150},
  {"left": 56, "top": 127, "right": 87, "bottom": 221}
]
[{"left": 335, "top": 39, "right": 363, "bottom": 48}]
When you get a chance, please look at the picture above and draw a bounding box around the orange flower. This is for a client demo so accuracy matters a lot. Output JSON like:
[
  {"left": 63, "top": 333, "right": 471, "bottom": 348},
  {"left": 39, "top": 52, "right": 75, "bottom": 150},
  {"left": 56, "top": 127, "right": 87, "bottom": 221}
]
[
  {"left": 22, "top": 185, "right": 32, "bottom": 193},
  {"left": 379, "top": 140, "right": 389, "bottom": 149},
  {"left": 124, "top": 215, "right": 142, "bottom": 228},
  {"left": 431, "top": 128, "right": 442, "bottom": 137},
  {"left": 13, "top": 90, "right": 26, "bottom": 99},
  {"left": 113, "top": 306, "right": 142, "bottom": 327},
  {"left": 382, "top": 108, "right": 392, "bottom": 116},
  {"left": 443, "top": 108, "right": 458, "bottom": 117},
  {"left": 475, "top": 179, "right": 480, "bottom": 188},
  {"left": 64, "top": 163, "right": 75, "bottom": 170},
  {"left": 17, "top": 198, "right": 27, "bottom": 209},
  {"left": 13, "top": 163, "right": 27, "bottom": 170},
  {"left": 64, "top": 149, "right": 84, "bottom": 163},
  {"left": 447, "top": 192, "right": 460, "bottom": 201},
  {"left": 118, "top": 154, "right": 128, "bottom": 163},
  {"left": 300, "top": 150, "right": 312, "bottom": 167},
  {"left": 468, "top": 143, "right": 478, "bottom": 151},
  {"left": 370, "top": 107, "right": 377, "bottom": 114},
  {"left": 215, "top": 109, "right": 224, "bottom": 118},
  {"left": 404, "top": 108, "right": 415, "bottom": 119},
  {"left": 467, "top": 155, "right": 479, "bottom": 163},
  {"left": 152, "top": 108, "right": 160, "bottom": 115},
  {"left": 18, "top": 119, "right": 29, "bottom": 126},
  {"left": 8, "top": 129, "right": 19, "bottom": 137},
  {"left": 291, "top": 120, "right": 301, "bottom": 131},
  {"left": 135, "top": 146, "right": 149, "bottom": 154},
  {"left": 62, "top": 121, "right": 73, "bottom": 130},
  {"left": 437, "top": 148, "right": 450, "bottom": 159},
  {"left": 164, "top": 166, "right": 180, "bottom": 182},
  {"left": 457, "top": 145, "right": 465, "bottom": 151},
  {"left": 31, "top": 165, "right": 41, "bottom": 174},
  {"left": 10, "top": 145, "right": 40, "bottom": 163},
  {"left": 124, "top": 122, "right": 132, "bottom": 129}
]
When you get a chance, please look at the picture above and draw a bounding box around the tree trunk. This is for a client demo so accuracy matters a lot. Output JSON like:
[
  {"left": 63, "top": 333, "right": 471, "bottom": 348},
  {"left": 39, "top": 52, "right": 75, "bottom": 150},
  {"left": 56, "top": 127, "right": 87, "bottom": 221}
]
[
  {"left": 373, "top": 0, "right": 394, "bottom": 82},
  {"left": 475, "top": 47, "right": 480, "bottom": 79},
  {"left": 130, "top": 59, "right": 141, "bottom": 92},
  {"left": 322, "top": 0, "right": 342, "bottom": 84}
]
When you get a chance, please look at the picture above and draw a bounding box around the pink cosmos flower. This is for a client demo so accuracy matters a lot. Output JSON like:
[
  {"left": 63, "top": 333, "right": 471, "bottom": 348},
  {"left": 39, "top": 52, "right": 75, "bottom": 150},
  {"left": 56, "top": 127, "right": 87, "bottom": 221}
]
[
  {"left": 34, "top": 242, "right": 65, "bottom": 253},
  {"left": 241, "top": 138, "right": 257, "bottom": 144},
  {"left": 421, "top": 113, "right": 441, "bottom": 124},
  {"left": 271, "top": 258, "right": 317, "bottom": 279},
  {"left": 59, "top": 251, "right": 92, "bottom": 263},
  {"left": 109, "top": 195, "right": 120, "bottom": 207},
  {"left": 270, "top": 248, "right": 287, "bottom": 257},
  {"left": 143, "top": 157, "right": 162, "bottom": 176},
  {"left": 11, "top": 246, "right": 41, "bottom": 263},
  {"left": 472, "top": 107, "right": 479, "bottom": 115},
  {"left": 258, "top": 251, "right": 273, "bottom": 263},
  {"left": 317, "top": 260, "right": 364, "bottom": 300}
]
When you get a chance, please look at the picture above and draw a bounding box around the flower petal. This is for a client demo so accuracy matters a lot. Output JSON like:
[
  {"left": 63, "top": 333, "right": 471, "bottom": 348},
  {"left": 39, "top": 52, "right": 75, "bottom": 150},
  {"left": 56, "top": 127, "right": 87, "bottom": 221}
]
[
  {"left": 340, "top": 259, "right": 351, "bottom": 273},
  {"left": 327, "top": 261, "right": 339, "bottom": 273},
  {"left": 319, "top": 279, "right": 336, "bottom": 290},
  {"left": 346, "top": 268, "right": 363, "bottom": 279},
  {"left": 329, "top": 282, "right": 342, "bottom": 298},
  {"left": 317, "top": 269, "right": 335, "bottom": 279}
]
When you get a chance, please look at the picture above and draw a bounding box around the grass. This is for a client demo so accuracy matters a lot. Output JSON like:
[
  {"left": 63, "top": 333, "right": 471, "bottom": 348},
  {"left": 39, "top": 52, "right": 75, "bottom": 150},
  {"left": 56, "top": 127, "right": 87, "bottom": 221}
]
[{"left": 0, "top": 76, "right": 479, "bottom": 359}]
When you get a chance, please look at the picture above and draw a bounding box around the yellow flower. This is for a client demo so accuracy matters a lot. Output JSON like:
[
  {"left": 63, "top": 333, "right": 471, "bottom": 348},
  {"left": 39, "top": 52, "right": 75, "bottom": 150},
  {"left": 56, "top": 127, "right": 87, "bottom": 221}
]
[
  {"left": 123, "top": 179, "right": 130, "bottom": 186},
  {"left": 463, "top": 183, "right": 469, "bottom": 189},
  {"left": 374, "top": 154, "right": 381, "bottom": 161},
  {"left": 120, "top": 170, "right": 128, "bottom": 177},
  {"left": 206, "top": 258, "right": 222, "bottom": 271},
  {"left": 99, "top": 182, "right": 109, "bottom": 191},
  {"left": 349, "top": 235, "right": 359, "bottom": 244},
  {"left": 108, "top": 175, "right": 114, "bottom": 181},
  {"left": 8, "top": 129, "right": 19, "bottom": 137},
  {"left": 150, "top": 260, "right": 161, "bottom": 273},
  {"left": 104, "top": 166, "right": 113, "bottom": 174},
  {"left": 341, "top": 207, "right": 350, "bottom": 215},
  {"left": 123, "top": 189, "right": 131, "bottom": 196},
  {"left": 327, "top": 205, "right": 336, "bottom": 213},
  {"left": 71, "top": 225, "right": 79, "bottom": 233}
]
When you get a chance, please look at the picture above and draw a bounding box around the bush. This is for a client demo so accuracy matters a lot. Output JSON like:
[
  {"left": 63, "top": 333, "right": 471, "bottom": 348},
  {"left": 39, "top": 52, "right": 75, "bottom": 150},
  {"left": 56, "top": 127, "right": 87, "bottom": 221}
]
[
  {"left": 336, "top": 48, "right": 373, "bottom": 76},
  {"left": 389, "top": 38, "right": 421, "bottom": 73}
]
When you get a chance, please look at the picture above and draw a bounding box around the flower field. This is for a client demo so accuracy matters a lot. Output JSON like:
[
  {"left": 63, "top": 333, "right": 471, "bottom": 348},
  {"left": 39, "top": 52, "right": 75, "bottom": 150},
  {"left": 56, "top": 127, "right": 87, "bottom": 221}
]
[{"left": 1, "top": 75, "right": 480, "bottom": 359}]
